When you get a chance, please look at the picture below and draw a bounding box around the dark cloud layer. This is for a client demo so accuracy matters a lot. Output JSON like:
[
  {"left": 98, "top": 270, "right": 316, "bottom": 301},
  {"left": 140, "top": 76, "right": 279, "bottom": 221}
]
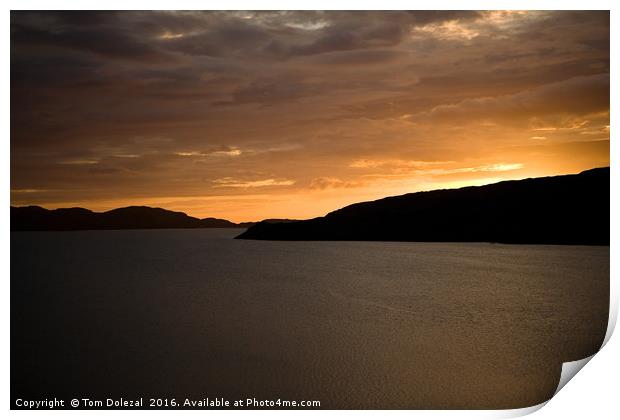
[{"left": 10, "top": 11, "right": 610, "bottom": 221}]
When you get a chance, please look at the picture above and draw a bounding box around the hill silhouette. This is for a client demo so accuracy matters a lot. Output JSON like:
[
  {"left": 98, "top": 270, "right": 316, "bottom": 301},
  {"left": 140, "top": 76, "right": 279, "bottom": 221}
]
[
  {"left": 236, "top": 167, "right": 610, "bottom": 245},
  {"left": 11, "top": 205, "right": 243, "bottom": 231}
]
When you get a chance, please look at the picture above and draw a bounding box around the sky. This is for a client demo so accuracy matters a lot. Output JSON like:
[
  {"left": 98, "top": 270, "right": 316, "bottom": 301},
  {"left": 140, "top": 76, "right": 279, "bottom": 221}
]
[{"left": 10, "top": 11, "right": 610, "bottom": 222}]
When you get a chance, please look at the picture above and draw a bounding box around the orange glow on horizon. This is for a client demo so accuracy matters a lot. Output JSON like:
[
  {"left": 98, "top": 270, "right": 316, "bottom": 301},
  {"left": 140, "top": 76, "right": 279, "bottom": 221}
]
[{"left": 12, "top": 152, "right": 609, "bottom": 223}]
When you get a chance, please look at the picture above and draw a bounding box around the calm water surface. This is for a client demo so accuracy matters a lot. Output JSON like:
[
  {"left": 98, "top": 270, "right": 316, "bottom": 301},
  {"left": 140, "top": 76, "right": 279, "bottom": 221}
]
[{"left": 11, "top": 229, "right": 609, "bottom": 409}]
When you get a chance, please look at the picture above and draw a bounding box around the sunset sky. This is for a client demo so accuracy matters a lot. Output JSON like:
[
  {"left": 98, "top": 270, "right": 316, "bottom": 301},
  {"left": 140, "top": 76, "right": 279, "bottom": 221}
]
[{"left": 10, "top": 11, "right": 610, "bottom": 222}]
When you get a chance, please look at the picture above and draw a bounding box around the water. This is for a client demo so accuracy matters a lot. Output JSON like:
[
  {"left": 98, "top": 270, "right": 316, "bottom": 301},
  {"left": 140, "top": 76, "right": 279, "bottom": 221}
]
[{"left": 11, "top": 229, "right": 609, "bottom": 409}]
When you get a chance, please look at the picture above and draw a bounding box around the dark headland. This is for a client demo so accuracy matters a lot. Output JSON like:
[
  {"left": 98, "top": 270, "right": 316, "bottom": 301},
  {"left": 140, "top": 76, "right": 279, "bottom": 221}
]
[
  {"left": 9, "top": 205, "right": 295, "bottom": 231},
  {"left": 236, "top": 167, "right": 610, "bottom": 245}
]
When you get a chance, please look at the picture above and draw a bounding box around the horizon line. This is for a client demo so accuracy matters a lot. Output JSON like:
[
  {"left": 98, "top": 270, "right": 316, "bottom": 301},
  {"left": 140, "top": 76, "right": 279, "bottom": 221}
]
[{"left": 10, "top": 166, "right": 609, "bottom": 223}]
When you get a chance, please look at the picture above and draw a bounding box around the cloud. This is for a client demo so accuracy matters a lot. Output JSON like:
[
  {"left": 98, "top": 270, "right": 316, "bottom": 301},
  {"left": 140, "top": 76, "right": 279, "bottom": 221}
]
[
  {"left": 175, "top": 146, "right": 243, "bottom": 157},
  {"left": 212, "top": 178, "right": 296, "bottom": 188},
  {"left": 348, "top": 160, "right": 524, "bottom": 178},
  {"left": 289, "top": 31, "right": 375, "bottom": 56},
  {"left": 309, "top": 177, "right": 365, "bottom": 190},
  {"left": 349, "top": 159, "right": 453, "bottom": 169},
  {"left": 263, "top": 11, "right": 481, "bottom": 58},
  {"left": 415, "top": 19, "right": 481, "bottom": 41},
  {"left": 308, "top": 49, "right": 404, "bottom": 66},
  {"left": 159, "top": 20, "right": 271, "bottom": 57},
  {"left": 445, "top": 163, "right": 524, "bottom": 173},
  {"left": 11, "top": 17, "right": 170, "bottom": 62},
  {"left": 417, "top": 74, "right": 609, "bottom": 125}
]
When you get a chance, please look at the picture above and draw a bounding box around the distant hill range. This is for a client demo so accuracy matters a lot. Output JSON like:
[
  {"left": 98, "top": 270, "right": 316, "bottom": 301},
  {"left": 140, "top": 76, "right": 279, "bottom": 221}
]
[
  {"left": 10, "top": 205, "right": 296, "bottom": 231},
  {"left": 237, "top": 167, "right": 610, "bottom": 245}
]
